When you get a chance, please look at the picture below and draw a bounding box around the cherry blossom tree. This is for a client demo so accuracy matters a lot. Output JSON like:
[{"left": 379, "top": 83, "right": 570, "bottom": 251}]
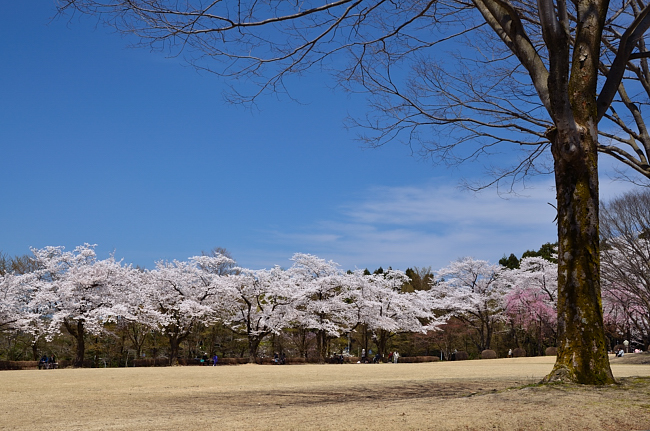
[
  {"left": 289, "top": 254, "right": 356, "bottom": 362},
  {"left": 0, "top": 273, "right": 20, "bottom": 333},
  {"left": 219, "top": 265, "right": 298, "bottom": 362},
  {"left": 501, "top": 256, "right": 558, "bottom": 355},
  {"left": 431, "top": 257, "right": 509, "bottom": 352},
  {"left": 0, "top": 277, "right": 30, "bottom": 359},
  {"left": 0, "top": 254, "right": 52, "bottom": 359},
  {"left": 3, "top": 263, "right": 68, "bottom": 360},
  {"left": 140, "top": 254, "right": 233, "bottom": 365},
  {"left": 22, "top": 245, "right": 132, "bottom": 367},
  {"left": 352, "top": 270, "right": 439, "bottom": 359},
  {"left": 0, "top": 254, "right": 42, "bottom": 358},
  {"left": 3, "top": 271, "right": 53, "bottom": 360},
  {"left": 1, "top": 254, "right": 47, "bottom": 339},
  {"left": 101, "top": 266, "right": 157, "bottom": 361}
]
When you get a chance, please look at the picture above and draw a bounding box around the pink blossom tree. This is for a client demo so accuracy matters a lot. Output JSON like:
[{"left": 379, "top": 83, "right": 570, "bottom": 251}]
[{"left": 501, "top": 256, "right": 558, "bottom": 354}]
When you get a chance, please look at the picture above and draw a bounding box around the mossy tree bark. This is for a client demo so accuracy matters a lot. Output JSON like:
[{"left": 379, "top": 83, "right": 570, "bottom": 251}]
[
  {"left": 544, "top": 130, "right": 615, "bottom": 384},
  {"left": 531, "top": 0, "right": 616, "bottom": 384}
]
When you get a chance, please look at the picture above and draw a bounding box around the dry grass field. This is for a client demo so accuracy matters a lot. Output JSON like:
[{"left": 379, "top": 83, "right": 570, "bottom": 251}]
[{"left": 1, "top": 354, "right": 650, "bottom": 430}]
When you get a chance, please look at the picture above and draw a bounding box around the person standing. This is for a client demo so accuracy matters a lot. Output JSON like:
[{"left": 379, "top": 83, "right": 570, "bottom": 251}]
[{"left": 393, "top": 351, "right": 399, "bottom": 364}]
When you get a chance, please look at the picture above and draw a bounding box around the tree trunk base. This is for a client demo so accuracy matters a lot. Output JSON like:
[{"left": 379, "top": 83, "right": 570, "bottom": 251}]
[
  {"left": 542, "top": 363, "right": 616, "bottom": 385},
  {"left": 541, "top": 364, "right": 574, "bottom": 383}
]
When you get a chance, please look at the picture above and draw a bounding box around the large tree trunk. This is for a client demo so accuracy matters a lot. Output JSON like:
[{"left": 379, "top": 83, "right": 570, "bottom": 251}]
[
  {"left": 374, "top": 329, "right": 391, "bottom": 360},
  {"left": 31, "top": 341, "right": 38, "bottom": 361},
  {"left": 316, "top": 330, "right": 329, "bottom": 363},
  {"left": 64, "top": 319, "right": 86, "bottom": 368},
  {"left": 74, "top": 328, "right": 85, "bottom": 368},
  {"left": 296, "top": 328, "right": 310, "bottom": 359},
  {"left": 166, "top": 323, "right": 192, "bottom": 365},
  {"left": 168, "top": 335, "right": 180, "bottom": 366},
  {"left": 247, "top": 336, "right": 262, "bottom": 364},
  {"left": 484, "top": 319, "right": 493, "bottom": 351},
  {"left": 126, "top": 321, "right": 148, "bottom": 358},
  {"left": 168, "top": 330, "right": 192, "bottom": 366},
  {"left": 544, "top": 129, "right": 615, "bottom": 384},
  {"left": 537, "top": 0, "right": 614, "bottom": 384}
]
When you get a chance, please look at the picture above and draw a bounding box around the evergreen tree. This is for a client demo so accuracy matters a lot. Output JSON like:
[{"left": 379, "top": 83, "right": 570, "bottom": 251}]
[{"left": 499, "top": 254, "right": 520, "bottom": 270}]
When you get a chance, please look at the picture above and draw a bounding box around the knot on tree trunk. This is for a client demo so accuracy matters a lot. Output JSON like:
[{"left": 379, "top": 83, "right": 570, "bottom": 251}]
[
  {"left": 544, "top": 126, "right": 558, "bottom": 142},
  {"left": 548, "top": 125, "right": 586, "bottom": 162}
]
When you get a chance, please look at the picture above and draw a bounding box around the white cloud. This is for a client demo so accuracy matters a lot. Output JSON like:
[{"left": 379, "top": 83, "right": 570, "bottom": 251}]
[
  {"left": 259, "top": 179, "right": 557, "bottom": 271},
  {"left": 247, "top": 173, "right": 641, "bottom": 272},
  {"left": 341, "top": 182, "right": 558, "bottom": 228}
]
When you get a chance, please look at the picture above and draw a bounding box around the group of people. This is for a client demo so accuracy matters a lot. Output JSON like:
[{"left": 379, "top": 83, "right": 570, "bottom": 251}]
[
  {"left": 199, "top": 354, "right": 219, "bottom": 365},
  {"left": 273, "top": 352, "right": 286, "bottom": 365},
  {"left": 38, "top": 355, "right": 57, "bottom": 369},
  {"left": 359, "top": 349, "right": 399, "bottom": 364}
]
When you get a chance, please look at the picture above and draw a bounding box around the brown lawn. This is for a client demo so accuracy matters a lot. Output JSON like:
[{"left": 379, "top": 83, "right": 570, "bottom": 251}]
[{"left": 1, "top": 355, "right": 650, "bottom": 430}]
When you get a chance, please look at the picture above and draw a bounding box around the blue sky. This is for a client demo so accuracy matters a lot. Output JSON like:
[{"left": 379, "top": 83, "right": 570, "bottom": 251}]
[{"left": 0, "top": 2, "right": 638, "bottom": 271}]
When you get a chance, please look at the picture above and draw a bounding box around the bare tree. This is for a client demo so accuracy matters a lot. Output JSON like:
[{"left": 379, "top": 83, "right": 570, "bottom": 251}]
[
  {"left": 200, "top": 247, "right": 237, "bottom": 275},
  {"left": 404, "top": 266, "right": 434, "bottom": 292},
  {"left": 0, "top": 253, "right": 10, "bottom": 277},
  {"left": 56, "top": 0, "right": 650, "bottom": 383},
  {"left": 600, "top": 189, "right": 650, "bottom": 349},
  {"left": 0, "top": 253, "right": 37, "bottom": 276}
]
